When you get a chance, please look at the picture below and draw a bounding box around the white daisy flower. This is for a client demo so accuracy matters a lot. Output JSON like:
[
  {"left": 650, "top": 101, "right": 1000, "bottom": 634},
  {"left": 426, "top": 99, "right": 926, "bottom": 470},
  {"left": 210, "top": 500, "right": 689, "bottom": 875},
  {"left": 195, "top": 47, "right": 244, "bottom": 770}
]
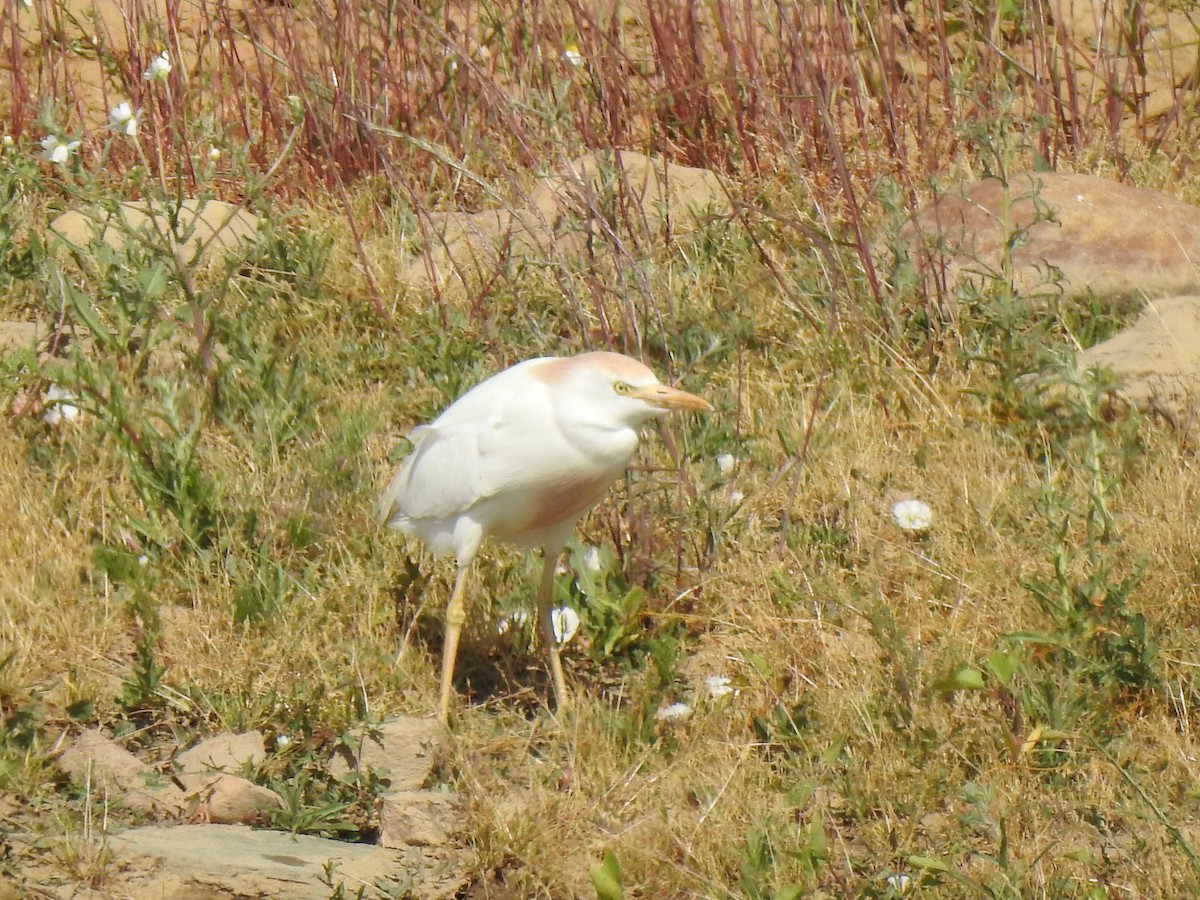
[
  {"left": 581, "top": 545, "right": 603, "bottom": 573},
  {"left": 655, "top": 702, "right": 692, "bottom": 723},
  {"left": 42, "top": 384, "right": 80, "bottom": 425},
  {"left": 143, "top": 50, "right": 172, "bottom": 82},
  {"left": 496, "top": 610, "right": 529, "bottom": 635},
  {"left": 550, "top": 606, "right": 581, "bottom": 644},
  {"left": 40, "top": 135, "right": 80, "bottom": 164},
  {"left": 886, "top": 872, "right": 912, "bottom": 893},
  {"left": 892, "top": 498, "right": 933, "bottom": 532},
  {"left": 108, "top": 102, "right": 140, "bottom": 137}
]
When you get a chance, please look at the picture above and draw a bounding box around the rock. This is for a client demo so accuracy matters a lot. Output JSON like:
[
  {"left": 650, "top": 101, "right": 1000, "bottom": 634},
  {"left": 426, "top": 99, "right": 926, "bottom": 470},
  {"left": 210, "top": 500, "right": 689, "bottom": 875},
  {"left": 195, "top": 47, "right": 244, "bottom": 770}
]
[
  {"left": 175, "top": 730, "right": 267, "bottom": 774},
  {"left": 378, "top": 790, "right": 458, "bottom": 848},
  {"left": 900, "top": 173, "right": 1200, "bottom": 307},
  {"left": 399, "top": 149, "right": 730, "bottom": 294},
  {"left": 329, "top": 717, "right": 447, "bottom": 791},
  {"left": 175, "top": 773, "right": 283, "bottom": 825},
  {"left": 0, "top": 321, "right": 44, "bottom": 355},
  {"left": 106, "top": 823, "right": 456, "bottom": 899},
  {"left": 1073, "top": 294, "right": 1200, "bottom": 422},
  {"left": 49, "top": 199, "right": 261, "bottom": 271},
  {"left": 56, "top": 728, "right": 186, "bottom": 817}
]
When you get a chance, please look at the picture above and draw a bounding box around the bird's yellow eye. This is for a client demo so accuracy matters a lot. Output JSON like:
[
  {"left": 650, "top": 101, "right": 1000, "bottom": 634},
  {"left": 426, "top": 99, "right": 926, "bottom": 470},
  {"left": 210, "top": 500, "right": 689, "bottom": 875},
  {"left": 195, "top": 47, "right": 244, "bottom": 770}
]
[{"left": 613, "top": 381, "right": 632, "bottom": 395}]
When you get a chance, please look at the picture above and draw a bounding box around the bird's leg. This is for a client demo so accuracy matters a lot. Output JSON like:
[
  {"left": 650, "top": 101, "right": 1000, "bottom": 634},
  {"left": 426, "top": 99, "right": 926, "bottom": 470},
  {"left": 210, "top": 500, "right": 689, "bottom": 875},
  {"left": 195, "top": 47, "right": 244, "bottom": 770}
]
[
  {"left": 535, "top": 552, "right": 571, "bottom": 712},
  {"left": 438, "top": 565, "right": 470, "bottom": 724}
]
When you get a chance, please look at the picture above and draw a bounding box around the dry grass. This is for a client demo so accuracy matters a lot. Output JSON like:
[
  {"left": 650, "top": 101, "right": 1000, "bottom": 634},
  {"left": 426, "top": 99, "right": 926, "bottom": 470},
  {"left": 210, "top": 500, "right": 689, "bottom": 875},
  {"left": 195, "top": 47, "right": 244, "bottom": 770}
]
[{"left": 4, "top": 0, "right": 1200, "bottom": 897}]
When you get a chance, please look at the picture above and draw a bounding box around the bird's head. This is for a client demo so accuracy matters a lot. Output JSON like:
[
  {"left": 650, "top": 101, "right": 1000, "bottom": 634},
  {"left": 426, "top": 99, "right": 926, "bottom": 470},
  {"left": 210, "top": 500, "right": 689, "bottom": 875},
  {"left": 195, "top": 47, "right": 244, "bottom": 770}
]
[{"left": 538, "top": 351, "right": 712, "bottom": 430}]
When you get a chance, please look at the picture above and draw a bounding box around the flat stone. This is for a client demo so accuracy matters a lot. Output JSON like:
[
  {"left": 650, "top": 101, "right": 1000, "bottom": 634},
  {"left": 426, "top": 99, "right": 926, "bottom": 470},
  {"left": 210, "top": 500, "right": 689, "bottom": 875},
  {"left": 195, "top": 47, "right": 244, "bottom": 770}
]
[
  {"left": 378, "top": 790, "right": 458, "bottom": 848},
  {"left": 329, "top": 717, "right": 447, "bottom": 791},
  {"left": 107, "top": 824, "right": 421, "bottom": 899},
  {"left": 49, "top": 198, "right": 260, "bottom": 270},
  {"left": 900, "top": 173, "right": 1200, "bottom": 307},
  {"left": 176, "top": 730, "right": 267, "bottom": 774}
]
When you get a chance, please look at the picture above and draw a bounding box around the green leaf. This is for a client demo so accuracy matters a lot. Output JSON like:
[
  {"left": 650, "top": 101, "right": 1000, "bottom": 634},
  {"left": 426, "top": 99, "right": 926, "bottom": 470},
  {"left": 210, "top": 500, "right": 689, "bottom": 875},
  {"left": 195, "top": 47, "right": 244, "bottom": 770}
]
[
  {"left": 809, "top": 813, "right": 829, "bottom": 861},
  {"left": 986, "top": 649, "right": 1020, "bottom": 687},
  {"left": 743, "top": 649, "right": 774, "bottom": 681},
  {"left": 932, "top": 665, "right": 986, "bottom": 695},
  {"left": 589, "top": 850, "right": 624, "bottom": 900},
  {"left": 908, "top": 854, "right": 950, "bottom": 872}
]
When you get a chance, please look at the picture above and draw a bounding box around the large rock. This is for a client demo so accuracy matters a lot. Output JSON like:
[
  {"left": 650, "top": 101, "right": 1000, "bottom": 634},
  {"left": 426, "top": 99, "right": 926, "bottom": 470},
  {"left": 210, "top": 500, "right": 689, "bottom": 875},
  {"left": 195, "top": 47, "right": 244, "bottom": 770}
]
[
  {"left": 56, "top": 728, "right": 187, "bottom": 817},
  {"left": 49, "top": 198, "right": 260, "bottom": 271},
  {"left": 1074, "top": 294, "right": 1200, "bottom": 421},
  {"left": 176, "top": 772, "right": 282, "bottom": 825},
  {"left": 900, "top": 173, "right": 1200, "bottom": 306},
  {"left": 400, "top": 149, "right": 731, "bottom": 294}
]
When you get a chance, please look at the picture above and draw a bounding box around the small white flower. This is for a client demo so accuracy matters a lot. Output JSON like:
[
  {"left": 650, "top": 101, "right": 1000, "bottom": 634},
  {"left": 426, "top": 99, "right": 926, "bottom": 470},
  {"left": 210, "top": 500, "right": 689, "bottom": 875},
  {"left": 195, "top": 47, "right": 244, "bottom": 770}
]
[
  {"left": 208, "top": 147, "right": 221, "bottom": 161},
  {"left": 716, "top": 453, "right": 736, "bottom": 476},
  {"left": 19, "top": 0, "right": 31, "bottom": 8},
  {"left": 275, "top": 734, "right": 291, "bottom": 749},
  {"left": 108, "top": 102, "right": 140, "bottom": 137},
  {"left": 143, "top": 50, "right": 172, "bottom": 82},
  {"left": 40, "top": 134, "right": 80, "bottom": 164},
  {"left": 726, "top": 490, "right": 745, "bottom": 506},
  {"left": 550, "top": 606, "right": 581, "bottom": 644},
  {"left": 42, "top": 384, "right": 80, "bottom": 425},
  {"left": 137, "top": 555, "right": 149, "bottom": 566},
  {"left": 705, "top": 674, "right": 736, "bottom": 700},
  {"left": 655, "top": 702, "right": 692, "bottom": 723},
  {"left": 1, "top": 135, "right": 12, "bottom": 149},
  {"left": 581, "top": 546, "right": 602, "bottom": 573},
  {"left": 561, "top": 43, "right": 584, "bottom": 67},
  {"left": 496, "top": 610, "right": 529, "bottom": 635},
  {"left": 892, "top": 498, "right": 933, "bottom": 532},
  {"left": 886, "top": 872, "right": 912, "bottom": 894}
]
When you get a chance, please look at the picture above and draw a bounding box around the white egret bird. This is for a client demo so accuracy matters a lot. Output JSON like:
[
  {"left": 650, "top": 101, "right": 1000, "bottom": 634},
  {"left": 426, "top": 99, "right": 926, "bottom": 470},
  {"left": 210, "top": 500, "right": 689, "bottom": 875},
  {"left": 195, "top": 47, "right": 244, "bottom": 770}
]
[{"left": 379, "top": 351, "right": 712, "bottom": 723}]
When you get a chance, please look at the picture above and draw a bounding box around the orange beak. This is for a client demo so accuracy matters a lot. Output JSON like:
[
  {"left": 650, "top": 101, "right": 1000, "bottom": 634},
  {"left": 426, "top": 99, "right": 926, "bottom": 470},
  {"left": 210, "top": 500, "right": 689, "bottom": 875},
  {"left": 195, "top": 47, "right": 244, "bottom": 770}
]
[{"left": 631, "top": 383, "right": 713, "bottom": 412}]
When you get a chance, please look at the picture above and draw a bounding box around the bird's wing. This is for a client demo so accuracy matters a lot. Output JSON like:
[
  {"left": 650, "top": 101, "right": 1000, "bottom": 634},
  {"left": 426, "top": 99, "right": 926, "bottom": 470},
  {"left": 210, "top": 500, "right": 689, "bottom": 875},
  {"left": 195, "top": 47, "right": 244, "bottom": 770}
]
[{"left": 380, "top": 372, "right": 555, "bottom": 525}]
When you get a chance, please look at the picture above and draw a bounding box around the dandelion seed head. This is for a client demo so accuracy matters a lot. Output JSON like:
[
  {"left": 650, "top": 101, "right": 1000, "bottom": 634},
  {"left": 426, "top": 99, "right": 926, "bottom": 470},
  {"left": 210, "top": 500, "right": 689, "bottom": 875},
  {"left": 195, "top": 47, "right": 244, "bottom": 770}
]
[
  {"left": 705, "top": 674, "right": 736, "bottom": 700},
  {"left": 892, "top": 498, "right": 933, "bottom": 532},
  {"left": 655, "top": 702, "right": 692, "bottom": 723}
]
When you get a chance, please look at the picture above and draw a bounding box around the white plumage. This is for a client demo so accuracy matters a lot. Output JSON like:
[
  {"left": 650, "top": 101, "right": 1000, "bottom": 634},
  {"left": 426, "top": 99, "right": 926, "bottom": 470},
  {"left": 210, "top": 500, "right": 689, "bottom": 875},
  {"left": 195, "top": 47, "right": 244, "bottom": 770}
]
[{"left": 380, "top": 351, "right": 711, "bottom": 722}]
